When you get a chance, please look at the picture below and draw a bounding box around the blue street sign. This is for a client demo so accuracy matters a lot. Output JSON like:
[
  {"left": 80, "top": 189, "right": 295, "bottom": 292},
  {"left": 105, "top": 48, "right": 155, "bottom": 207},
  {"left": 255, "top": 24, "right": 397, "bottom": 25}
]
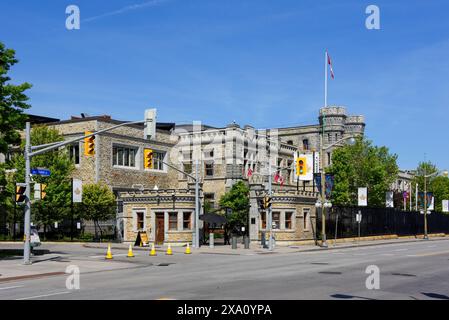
[{"left": 31, "top": 168, "right": 51, "bottom": 176}]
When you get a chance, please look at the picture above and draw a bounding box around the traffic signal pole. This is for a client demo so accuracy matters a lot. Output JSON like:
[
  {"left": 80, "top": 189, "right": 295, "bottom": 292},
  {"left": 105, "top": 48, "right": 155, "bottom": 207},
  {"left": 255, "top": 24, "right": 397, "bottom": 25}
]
[
  {"left": 22, "top": 119, "right": 149, "bottom": 265},
  {"left": 23, "top": 122, "right": 32, "bottom": 264},
  {"left": 268, "top": 165, "right": 273, "bottom": 251}
]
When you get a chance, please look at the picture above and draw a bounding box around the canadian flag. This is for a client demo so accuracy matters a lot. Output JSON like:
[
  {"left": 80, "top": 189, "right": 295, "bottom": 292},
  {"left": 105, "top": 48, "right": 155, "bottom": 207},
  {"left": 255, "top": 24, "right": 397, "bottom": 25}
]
[{"left": 327, "top": 51, "right": 334, "bottom": 80}]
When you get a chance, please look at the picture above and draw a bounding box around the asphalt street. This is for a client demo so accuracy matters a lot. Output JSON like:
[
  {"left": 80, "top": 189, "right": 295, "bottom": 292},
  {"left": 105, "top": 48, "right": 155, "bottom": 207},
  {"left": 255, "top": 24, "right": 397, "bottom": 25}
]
[{"left": 1, "top": 239, "right": 449, "bottom": 300}]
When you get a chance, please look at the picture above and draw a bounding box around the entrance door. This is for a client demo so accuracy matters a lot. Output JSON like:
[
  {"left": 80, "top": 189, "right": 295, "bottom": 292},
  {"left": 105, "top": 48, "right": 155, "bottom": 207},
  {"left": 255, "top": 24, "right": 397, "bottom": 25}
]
[{"left": 155, "top": 213, "right": 165, "bottom": 244}]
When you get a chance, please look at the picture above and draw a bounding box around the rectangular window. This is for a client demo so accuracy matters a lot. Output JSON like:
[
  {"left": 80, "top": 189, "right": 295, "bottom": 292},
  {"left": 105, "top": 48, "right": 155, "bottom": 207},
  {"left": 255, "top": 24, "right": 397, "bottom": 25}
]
[
  {"left": 261, "top": 212, "right": 266, "bottom": 229},
  {"left": 303, "top": 208, "right": 310, "bottom": 230},
  {"left": 204, "top": 193, "right": 215, "bottom": 209},
  {"left": 285, "top": 212, "right": 293, "bottom": 229},
  {"left": 168, "top": 212, "right": 178, "bottom": 230},
  {"left": 113, "top": 145, "right": 137, "bottom": 168},
  {"left": 272, "top": 212, "right": 280, "bottom": 229},
  {"left": 153, "top": 151, "right": 165, "bottom": 170},
  {"left": 205, "top": 163, "right": 214, "bottom": 176},
  {"left": 183, "top": 212, "right": 192, "bottom": 230},
  {"left": 69, "top": 144, "right": 80, "bottom": 165},
  {"left": 303, "top": 139, "right": 309, "bottom": 151},
  {"left": 136, "top": 211, "right": 144, "bottom": 230},
  {"left": 183, "top": 162, "right": 192, "bottom": 175}
]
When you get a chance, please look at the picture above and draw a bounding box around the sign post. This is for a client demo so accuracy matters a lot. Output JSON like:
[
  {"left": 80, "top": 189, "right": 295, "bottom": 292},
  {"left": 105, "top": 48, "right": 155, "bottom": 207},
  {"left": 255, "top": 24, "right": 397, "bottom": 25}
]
[{"left": 356, "top": 211, "right": 362, "bottom": 243}]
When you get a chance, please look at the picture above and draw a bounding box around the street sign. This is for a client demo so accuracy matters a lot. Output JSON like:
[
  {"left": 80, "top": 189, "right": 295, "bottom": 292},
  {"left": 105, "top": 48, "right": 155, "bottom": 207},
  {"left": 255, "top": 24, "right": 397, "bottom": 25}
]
[
  {"left": 31, "top": 168, "right": 51, "bottom": 176},
  {"left": 356, "top": 213, "right": 362, "bottom": 223}
]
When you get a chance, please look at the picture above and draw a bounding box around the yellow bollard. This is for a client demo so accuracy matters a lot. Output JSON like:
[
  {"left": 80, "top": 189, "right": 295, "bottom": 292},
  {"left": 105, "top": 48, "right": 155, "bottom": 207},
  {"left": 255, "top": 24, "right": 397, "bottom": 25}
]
[
  {"left": 166, "top": 244, "right": 173, "bottom": 255},
  {"left": 185, "top": 243, "right": 191, "bottom": 254},
  {"left": 105, "top": 243, "right": 113, "bottom": 259},
  {"left": 127, "top": 244, "right": 135, "bottom": 258},
  {"left": 150, "top": 243, "right": 157, "bottom": 256}
]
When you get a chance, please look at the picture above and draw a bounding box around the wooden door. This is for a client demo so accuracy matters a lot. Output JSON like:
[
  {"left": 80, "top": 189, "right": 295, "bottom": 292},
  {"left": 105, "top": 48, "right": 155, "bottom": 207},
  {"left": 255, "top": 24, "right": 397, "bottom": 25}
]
[{"left": 155, "top": 213, "right": 165, "bottom": 244}]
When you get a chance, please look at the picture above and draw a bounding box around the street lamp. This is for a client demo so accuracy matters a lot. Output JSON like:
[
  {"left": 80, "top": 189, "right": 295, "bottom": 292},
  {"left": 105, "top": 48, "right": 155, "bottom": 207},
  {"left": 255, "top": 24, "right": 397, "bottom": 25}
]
[
  {"left": 318, "top": 134, "right": 356, "bottom": 248},
  {"left": 422, "top": 169, "right": 448, "bottom": 240}
]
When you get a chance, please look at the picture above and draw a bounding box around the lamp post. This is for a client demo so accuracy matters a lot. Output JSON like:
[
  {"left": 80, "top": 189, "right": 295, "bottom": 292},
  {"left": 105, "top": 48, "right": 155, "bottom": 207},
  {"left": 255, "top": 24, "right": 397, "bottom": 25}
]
[
  {"left": 422, "top": 169, "right": 448, "bottom": 240},
  {"left": 317, "top": 135, "right": 356, "bottom": 248}
]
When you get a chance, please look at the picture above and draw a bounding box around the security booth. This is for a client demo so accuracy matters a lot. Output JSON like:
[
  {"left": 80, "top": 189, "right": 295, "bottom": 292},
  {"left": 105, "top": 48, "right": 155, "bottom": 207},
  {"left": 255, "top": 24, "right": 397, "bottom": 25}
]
[
  {"left": 249, "top": 188, "right": 318, "bottom": 246},
  {"left": 120, "top": 189, "right": 196, "bottom": 246}
]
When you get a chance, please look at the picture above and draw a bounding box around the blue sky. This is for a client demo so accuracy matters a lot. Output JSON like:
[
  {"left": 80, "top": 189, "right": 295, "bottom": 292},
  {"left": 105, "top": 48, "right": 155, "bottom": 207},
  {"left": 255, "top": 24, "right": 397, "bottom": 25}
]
[{"left": 1, "top": 0, "right": 448, "bottom": 170}]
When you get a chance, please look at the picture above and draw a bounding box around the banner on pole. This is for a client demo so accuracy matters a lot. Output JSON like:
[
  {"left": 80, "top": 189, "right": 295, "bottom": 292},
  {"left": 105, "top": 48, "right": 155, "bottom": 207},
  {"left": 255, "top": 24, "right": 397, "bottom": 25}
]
[
  {"left": 443, "top": 200, "right": 449, "bottom": 213},
  {"left": 386, "top": 191, "right": 394, "bottom": 208},
  {"left": 314, "top": 174, "right": 334, "bottom": 198},
  {"left": 313, "top": 152, "right": 320, "bottom": 174},
  {"left": 72, "top": 179, "right": 83, "bottom": 203},
  {"left": 358, "top": 187, "right": 368, "bottom": 206}
]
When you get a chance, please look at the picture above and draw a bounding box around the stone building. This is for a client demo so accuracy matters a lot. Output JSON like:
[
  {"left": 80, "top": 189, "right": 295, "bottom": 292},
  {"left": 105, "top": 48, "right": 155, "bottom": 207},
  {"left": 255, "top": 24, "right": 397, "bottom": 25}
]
[{"left": 29, "top": 105, "right": 364, "bottom": 245}]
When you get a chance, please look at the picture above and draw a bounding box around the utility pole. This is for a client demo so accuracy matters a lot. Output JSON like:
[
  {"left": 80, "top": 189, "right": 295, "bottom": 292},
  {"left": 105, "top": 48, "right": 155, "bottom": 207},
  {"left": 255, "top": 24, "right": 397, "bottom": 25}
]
[
  {"left": 424, "top": 164, "right": 428, "bottom": 240},
  {"left": 268, "top": 164, "right": 273, "bottom": 250},
  {"left": 194, "top": 159, "right": 200, "bottom": 249},
  {"left": 23, "top": 122, "right": 32, "bottom": 264},
  {"left": 320, "top": 132, "right": 327, "bottom": 248}
]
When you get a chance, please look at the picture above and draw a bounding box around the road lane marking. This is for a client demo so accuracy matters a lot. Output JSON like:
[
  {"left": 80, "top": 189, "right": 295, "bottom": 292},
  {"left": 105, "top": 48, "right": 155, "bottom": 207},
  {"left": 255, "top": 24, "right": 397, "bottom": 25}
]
[
  {"left": 16, "top": 291, "right": 71, "bottom": 300},
  {"left": 406, "top": 250, "right": 449, "bottom": 258},
  {"left": 0, "top": 285, "right": 24, "bottom": 290},
  {"left": 381, "top": 253, "right": 395, "bottom": 256},
  {"left": 394, "top": 249, "right": 408, "bottom": 252}
]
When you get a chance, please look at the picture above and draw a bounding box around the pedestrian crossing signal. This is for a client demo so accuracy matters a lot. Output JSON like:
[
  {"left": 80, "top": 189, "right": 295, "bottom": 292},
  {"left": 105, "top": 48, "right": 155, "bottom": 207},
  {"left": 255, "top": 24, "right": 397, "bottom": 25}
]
[
  {"left": 15, "top": 185, "right": 26, "bottom": 203},
  {"left": 41, "top": 184, "right": 47, "bottom": 200},
  {"left": 84, "top": 131, "right": 95, "bottom": 156},
  {"left": 144, "top": 148, "right": 154, "bottom": 169}
]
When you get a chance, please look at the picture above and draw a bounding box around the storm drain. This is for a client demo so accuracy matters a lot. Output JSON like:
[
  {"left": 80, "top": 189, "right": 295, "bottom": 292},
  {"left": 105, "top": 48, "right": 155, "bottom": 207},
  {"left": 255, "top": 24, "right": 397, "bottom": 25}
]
[
  {"left": 157, "top": 263, "right": 175, "bottom": 267},
  {"left": 311, "top": 262, "right": 330, "bottom": 265}
]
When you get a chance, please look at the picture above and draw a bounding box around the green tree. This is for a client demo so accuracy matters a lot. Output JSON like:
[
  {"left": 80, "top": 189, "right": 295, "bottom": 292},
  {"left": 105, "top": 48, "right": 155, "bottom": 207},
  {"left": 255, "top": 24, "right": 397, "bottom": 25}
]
[
  {"left": 219, "top": 181, "right": 250, "bottom": 231},
  {"left": 327, "top": 137, "right": 399, "bottom": 207},
  {"left": 8, "top": 126, "right": 74, "bottom": 232},
  {"left": 82, "top": 183, "right": 116, "bottom": 239},
  {"left": 0, "top": 42, "right": 32, "bottom": 206},
  {"left": 412, "top": 162, "right": 449, "bottom": 213}
]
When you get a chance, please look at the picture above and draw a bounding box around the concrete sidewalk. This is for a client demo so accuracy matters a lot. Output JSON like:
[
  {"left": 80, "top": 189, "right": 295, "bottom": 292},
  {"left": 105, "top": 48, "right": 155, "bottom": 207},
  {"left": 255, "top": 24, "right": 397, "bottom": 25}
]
[{"left": 82, "top": 234, "right": 449, "bottom": 255}]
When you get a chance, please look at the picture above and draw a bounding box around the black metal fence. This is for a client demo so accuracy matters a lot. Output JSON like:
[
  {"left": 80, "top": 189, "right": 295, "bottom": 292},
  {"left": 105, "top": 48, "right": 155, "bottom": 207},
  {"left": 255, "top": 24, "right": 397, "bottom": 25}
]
[
  {"left": 316, "top": 206, "right": 449, "bottom": 240},
  {"left": 0, "top": 204, "right": 119, "bottom": 242}
]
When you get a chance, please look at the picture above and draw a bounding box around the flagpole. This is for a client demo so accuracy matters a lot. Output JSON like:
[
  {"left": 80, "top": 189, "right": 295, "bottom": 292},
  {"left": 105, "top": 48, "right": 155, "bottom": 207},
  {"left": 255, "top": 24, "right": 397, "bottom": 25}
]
[{"left": 324, "top": 50, "right": 328, "bottom": 109}]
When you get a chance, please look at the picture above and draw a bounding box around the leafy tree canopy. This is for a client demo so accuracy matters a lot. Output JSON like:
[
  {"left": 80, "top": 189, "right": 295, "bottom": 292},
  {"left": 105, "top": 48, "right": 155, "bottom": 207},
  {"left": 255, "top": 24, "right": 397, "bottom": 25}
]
[
  {"left": 219, "top": 181, "right": 250, "bottom": 228},
  {"left": 327, "top": 137, "right": 399, "bottom": 207},
  {"left": 412, "top": 161, "right": 449, "bottom": 213},
  {"left": 0, "top": 41, "right": 32, "bottom": 154}
]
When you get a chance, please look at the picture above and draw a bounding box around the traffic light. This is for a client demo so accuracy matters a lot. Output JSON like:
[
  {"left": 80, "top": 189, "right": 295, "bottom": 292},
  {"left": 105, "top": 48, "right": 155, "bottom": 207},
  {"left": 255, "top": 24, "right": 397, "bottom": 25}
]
[
  {"left": 41, "top": 184, "right": 47, "bottom": 200},
  {"left": 15, "top": 185, "right": 26, "bottom": 203},
  {"left": 263, "top": 195, "right": 272, "bottom": 209},
  {"left": 144, "top": 148, "right": 154, "bottom": 169},
  {"left": 296, "top": 156, "right": 307, "bottom": 176},
  {"left": 84, "top": 131, "right": 95, "bottom": 156}
]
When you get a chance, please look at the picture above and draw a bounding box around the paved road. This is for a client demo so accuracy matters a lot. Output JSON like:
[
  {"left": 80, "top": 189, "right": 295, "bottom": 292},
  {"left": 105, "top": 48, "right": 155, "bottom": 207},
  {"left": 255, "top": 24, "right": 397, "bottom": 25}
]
[{"left": 1, "top": 239, "right": 449, "bottom": 300}]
